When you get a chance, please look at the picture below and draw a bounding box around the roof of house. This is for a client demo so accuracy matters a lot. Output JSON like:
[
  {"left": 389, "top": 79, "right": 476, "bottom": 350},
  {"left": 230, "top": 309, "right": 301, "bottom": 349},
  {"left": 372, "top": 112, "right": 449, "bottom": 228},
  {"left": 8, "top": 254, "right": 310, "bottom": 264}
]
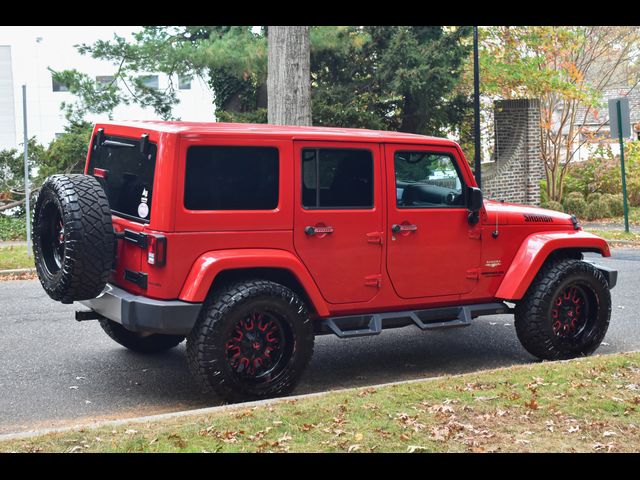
[{"left": 574, "top": 84, "right": 640, "bottom": 128}]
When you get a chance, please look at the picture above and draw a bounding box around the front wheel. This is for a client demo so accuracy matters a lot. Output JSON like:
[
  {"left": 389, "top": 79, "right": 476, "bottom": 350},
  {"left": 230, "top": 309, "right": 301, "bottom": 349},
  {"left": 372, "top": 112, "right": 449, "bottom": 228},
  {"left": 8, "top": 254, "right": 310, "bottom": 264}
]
[
  {"left": 186, "top": 279, "right": 314, "bottom": 402},
  {"left": 515, "top": 258, "right": 611, "bottom": 360}
]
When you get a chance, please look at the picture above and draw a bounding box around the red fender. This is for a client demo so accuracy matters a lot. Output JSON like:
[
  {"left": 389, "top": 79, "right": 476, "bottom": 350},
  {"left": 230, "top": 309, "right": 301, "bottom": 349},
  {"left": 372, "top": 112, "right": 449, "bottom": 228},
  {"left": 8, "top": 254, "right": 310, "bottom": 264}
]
[
  {"left": 495, "top": 231, "right": 611, "bottom": 301},
  {"left": 178, "top": 248, "right": 331, "bottom": 317}
]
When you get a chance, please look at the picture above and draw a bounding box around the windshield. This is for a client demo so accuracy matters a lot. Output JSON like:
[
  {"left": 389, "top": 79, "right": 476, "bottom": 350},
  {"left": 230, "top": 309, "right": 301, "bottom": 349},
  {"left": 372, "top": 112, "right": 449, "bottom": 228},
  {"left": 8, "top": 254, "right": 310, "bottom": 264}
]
[{"left": 87, "top": 133, "right": 157, "bottom": 223}]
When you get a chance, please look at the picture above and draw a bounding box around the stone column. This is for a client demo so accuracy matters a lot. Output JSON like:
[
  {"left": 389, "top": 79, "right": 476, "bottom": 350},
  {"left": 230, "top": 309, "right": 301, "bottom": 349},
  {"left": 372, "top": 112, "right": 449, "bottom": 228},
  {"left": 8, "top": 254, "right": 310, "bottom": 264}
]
[{"left": 482, "top": 99, "right": 544, "bottom": 205}]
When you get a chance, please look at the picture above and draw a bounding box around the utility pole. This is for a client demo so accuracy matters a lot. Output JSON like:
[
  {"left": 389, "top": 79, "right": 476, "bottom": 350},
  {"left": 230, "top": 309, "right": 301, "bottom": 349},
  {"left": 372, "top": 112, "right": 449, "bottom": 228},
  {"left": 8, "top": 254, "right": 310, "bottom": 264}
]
[
  {"left": 22, "top": 84, "right": 31, "bottom": 256},
  {"left": 473, "top": 26, "right": 482, "bottom": 189}
]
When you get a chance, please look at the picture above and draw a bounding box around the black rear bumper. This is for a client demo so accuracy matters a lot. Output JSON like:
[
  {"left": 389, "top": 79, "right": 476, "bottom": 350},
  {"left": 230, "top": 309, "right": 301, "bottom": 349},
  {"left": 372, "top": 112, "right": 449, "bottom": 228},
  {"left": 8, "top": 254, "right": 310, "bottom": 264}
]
[{"left": 78, "top": 284, "right": 202, "bottom": 335}]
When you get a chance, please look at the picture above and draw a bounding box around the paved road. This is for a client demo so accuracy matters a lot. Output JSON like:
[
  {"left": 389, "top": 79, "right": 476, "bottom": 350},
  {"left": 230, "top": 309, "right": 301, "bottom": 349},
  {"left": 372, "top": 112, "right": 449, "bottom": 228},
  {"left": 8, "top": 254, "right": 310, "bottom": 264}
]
[{"left": 1, "top": 250, "right": 639, "bottom": 435}]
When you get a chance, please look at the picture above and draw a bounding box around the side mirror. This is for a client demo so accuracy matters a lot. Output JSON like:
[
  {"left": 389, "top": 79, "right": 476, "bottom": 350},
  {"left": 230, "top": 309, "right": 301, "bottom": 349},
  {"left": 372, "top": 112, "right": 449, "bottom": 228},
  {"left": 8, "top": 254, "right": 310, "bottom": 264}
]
[{"left": 467, "top": 187, "right": 483, "bottom": 225}]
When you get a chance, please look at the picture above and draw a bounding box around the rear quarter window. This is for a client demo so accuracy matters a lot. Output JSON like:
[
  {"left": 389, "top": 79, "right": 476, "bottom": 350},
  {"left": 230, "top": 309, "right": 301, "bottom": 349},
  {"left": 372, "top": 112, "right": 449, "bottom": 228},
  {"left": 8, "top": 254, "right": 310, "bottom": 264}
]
[{"left": 184, "top": 146, "right": 279, "bottom": 210}]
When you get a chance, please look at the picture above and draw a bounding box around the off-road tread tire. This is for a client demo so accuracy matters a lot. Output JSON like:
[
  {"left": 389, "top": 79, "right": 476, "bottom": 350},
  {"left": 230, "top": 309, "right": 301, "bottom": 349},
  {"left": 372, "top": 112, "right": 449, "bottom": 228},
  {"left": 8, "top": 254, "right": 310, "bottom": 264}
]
[
  {"left": 186, "top": 279, "right": 315, "bottom": 402},
  {"left": 99, "top": 319, "right": 185, "bottom": 353},
  {"left": 33, "top": 174, "right": 114, "bottom": 303},
  {"left": 514, "top": 258, "right": 611, "bottom": 360}
]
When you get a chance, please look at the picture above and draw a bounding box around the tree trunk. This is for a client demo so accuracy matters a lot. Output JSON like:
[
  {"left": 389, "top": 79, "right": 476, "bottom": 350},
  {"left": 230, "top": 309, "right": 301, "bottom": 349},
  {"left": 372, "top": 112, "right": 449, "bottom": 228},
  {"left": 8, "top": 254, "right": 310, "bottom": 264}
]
[{"left": 267, "top": 26, "right": 311, "bottom": 126}]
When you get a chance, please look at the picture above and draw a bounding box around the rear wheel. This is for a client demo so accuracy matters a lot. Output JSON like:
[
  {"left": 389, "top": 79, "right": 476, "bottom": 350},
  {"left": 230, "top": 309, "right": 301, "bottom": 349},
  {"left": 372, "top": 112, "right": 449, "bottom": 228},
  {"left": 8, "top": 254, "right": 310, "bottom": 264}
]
[
  {"left": 99, "top": 319, "right": 185, "bottom": 354},
  {"left": 186, "top": 279, "right": 314, "bottom": 402},
  {"left": 515, "top": 258, "right": 611, "bottom": 360}
]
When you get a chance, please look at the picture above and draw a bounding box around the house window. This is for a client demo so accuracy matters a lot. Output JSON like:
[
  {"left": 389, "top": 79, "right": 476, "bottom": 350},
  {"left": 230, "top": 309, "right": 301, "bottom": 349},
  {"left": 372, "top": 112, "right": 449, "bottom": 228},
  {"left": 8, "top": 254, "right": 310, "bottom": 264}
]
[
  {"left": 51, "top": 78, "right": 69, "bottom": 92},
  {"left": 95, "top": 75, "right": 115, "bottom": 89},
  {"left": 138, "top": 75, "right": 159, "bottom": 89},
  {"left": 178, "top": 75, "right": 191, "bottom": 90}
]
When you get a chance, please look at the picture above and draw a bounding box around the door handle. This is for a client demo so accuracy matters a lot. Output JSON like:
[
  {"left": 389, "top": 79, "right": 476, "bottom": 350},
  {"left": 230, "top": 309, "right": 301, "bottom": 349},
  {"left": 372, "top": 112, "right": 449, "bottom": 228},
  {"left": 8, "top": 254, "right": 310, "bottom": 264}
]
[
  {"left": 391, "top": 223, "right": 418, "bottom": 234},
  {"left": 305, "top": 225, "right": 334, "bottom": 236}
]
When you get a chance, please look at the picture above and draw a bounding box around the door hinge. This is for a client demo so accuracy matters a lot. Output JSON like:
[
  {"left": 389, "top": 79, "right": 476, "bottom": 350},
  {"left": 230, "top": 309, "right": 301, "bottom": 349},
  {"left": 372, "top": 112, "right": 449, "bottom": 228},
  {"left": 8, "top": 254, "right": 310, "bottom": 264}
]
[
  {"left": 124, "top": 269, "right": 148, "bottom": 289},
  {"left": 364, "top": 274, "right": 382, "bottom": 288},
  {"left": 366, "top": 232, "right": 384, "bottom": 245},
  {"left": 465, "top": 268, "right": 480, "bottom": 280}
]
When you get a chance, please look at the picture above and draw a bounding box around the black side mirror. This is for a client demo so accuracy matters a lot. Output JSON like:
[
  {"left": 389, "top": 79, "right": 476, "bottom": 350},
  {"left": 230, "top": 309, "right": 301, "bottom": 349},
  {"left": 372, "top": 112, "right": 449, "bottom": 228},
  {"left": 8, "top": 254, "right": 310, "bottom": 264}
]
[{"left": 467, "top": 187, "right": 483, "bottom": 225}]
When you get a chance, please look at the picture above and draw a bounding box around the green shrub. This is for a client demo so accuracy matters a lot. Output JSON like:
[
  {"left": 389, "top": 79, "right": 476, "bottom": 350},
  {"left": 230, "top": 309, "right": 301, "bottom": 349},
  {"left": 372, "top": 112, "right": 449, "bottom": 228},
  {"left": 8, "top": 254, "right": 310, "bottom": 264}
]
[
  {"left": 0, "top": 214, "right": 26, "bottom": 241},
  {"left": 539, "top": 179, "right": 549, "bottom": 204},
  {"left": 565, "top": 191, "right": 585, "bottom": 201},
  {"left": 562, "top": 195, "right": 588, "bottom": 218},
  {"left": 587, "top": 192, "right": 603, "bottom": 204},
  {"left": 541, "top": 200, "right": 564, "bottom": 213},
  {"left": 603, "top": 193, "right": 624, "bottom": 217},
  {"left": 586, "top": 198, "right": 612, "bottom": 221}
]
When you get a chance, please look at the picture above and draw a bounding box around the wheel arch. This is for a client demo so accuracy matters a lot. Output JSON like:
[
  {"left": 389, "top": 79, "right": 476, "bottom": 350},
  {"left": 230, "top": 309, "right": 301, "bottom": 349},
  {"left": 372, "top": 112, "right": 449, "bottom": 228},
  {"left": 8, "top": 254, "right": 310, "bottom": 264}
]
[
  {"left": 495, "top": 231, "right": 611, "bottom": 301},
  {"left": 178, "top": 249, "right": 330, "bottom": 317}
]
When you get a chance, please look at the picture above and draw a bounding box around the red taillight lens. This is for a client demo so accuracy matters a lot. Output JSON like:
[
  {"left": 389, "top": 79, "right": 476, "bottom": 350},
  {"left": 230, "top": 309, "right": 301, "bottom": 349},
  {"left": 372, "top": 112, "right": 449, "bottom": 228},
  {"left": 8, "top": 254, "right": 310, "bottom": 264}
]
[{"left": 147, "top": 234, "right": 166, "bottom": 267}]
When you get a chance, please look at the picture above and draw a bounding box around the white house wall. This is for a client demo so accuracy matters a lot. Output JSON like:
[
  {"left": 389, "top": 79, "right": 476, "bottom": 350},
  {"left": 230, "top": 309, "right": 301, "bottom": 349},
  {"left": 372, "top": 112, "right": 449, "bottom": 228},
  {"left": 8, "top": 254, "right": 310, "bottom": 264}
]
[{"left": 0, "top": 26, "right": 216, "bottom": 150}]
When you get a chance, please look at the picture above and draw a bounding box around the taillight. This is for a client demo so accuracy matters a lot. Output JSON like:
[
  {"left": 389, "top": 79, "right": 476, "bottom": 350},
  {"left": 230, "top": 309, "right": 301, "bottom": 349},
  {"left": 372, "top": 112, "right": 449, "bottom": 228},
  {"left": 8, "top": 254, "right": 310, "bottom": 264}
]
[{"left": 147, "top": 234, "right": 166, "bottom": 267}]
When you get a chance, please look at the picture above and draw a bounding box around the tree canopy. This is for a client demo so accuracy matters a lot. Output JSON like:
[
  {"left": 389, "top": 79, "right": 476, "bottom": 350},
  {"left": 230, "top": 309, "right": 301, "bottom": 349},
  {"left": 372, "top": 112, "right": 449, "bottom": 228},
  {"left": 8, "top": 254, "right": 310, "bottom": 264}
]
[{"left": 53, "top": 26, "right": 472, "bottom": 137}]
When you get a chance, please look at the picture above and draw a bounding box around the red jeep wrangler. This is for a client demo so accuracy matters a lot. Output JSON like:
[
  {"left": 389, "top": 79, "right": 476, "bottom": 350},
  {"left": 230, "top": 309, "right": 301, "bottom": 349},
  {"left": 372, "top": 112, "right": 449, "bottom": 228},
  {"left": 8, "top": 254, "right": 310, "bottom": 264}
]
[{"left": 32, "top": 121, "right": 616, "bottom": 402}]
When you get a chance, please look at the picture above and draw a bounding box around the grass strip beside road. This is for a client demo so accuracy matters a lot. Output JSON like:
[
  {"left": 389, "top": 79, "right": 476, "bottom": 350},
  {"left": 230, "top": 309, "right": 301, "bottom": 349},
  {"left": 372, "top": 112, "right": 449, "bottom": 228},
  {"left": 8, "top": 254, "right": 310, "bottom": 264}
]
[
  {"left": 0, "top": 245, "right": 33, "bottom": 271},
  {"left": 2, "top": 352, "right": 639, "bottom": 453},
  {"left": 586, "top": 229, "right": 640, "bottom": 246}
]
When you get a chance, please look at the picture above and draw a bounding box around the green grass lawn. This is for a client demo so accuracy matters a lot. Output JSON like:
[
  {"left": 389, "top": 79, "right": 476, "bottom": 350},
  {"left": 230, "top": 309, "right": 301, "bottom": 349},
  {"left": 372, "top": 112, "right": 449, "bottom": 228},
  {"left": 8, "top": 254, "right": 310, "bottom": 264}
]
[
  {"left": 2, "top": 352, "right": 639, "bottom": 453},
  {"left": 0, "top": 245, "right": 33, "bottom": 270},
  {"left": 586, "top": 229, "right": 640, "bottom": 244}
]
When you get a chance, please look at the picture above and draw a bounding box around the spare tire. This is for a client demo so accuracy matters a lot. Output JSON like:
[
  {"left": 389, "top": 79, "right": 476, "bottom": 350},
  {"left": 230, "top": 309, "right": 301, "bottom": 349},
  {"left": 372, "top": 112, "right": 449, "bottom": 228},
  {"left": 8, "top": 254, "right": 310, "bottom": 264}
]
[{"left": 33, "top": 174, "right": 115, "bottom": 303}]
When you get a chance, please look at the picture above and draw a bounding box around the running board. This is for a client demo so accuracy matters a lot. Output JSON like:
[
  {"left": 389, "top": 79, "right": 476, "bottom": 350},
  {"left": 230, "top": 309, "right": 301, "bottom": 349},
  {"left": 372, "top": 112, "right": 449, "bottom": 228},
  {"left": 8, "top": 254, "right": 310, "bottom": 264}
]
[{"left": 317, "top": 302, "right": 512, "bottom": 338}]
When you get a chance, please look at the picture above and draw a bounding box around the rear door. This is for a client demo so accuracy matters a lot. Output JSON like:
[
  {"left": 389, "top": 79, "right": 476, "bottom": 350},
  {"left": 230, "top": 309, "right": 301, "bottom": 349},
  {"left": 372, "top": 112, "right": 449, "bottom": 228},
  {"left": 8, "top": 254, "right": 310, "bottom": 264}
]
[{"left": 293, "top": 141, "right": 383, "bottom": 304}]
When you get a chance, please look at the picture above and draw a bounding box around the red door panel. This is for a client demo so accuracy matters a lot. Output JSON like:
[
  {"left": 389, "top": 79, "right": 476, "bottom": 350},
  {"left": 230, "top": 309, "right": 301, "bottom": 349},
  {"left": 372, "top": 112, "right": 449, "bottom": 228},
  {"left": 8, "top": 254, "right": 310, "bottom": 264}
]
[
  {"left": 293, "top": 141, "right": 383, "bottom": 304},
  {"left": 385, "top": 144, "right": 482, "bottom": 299}
]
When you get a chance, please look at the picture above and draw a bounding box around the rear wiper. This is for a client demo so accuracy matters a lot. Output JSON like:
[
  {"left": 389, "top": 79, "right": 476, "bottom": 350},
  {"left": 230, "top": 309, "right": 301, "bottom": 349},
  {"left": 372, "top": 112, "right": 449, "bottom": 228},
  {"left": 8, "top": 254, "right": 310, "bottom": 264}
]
[{"left": 102, "top": 139, "right": 135, "bottom": 149}]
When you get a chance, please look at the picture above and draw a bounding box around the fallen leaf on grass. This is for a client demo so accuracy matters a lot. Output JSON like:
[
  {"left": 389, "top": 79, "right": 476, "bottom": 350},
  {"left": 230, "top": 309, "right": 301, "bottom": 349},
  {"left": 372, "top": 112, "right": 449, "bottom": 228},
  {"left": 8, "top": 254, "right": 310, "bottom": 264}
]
[
  {"left": 124, "top": 429, "right": 138, "bottom": 435},
  {"left": 430, "top": 426, "right": 451, "bottom": 442},
  {"left": 348, "top": 444, "right": 361, "bottom": 452},
  {"left": 399, "top": 433, "right": 411, "bottom": 441},
  {"left": 354, "top": 433, "right": 364, "bottom": 442},
  {"left": 603, "top": 431, "right": 617, "bottom": 437},
  {"left": 567, "top": 426, "right": 580, "bottom": 434}
]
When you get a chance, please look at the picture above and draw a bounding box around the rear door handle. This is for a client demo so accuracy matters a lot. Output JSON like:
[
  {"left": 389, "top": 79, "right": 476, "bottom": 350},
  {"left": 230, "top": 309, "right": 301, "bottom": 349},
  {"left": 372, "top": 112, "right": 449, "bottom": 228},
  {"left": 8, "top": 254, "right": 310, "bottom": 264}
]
[
  {"left": 391, "top": 224, "right": 418, "bottom": 233},
  {"left": 305, "top": 225, "right": 334, "bottom": 236}
]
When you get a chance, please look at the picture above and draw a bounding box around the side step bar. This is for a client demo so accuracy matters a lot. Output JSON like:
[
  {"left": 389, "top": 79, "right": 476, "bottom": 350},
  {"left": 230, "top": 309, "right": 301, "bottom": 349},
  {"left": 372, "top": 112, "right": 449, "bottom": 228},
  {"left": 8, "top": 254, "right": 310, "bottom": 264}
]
[{"left": 316, "top": 302, "right": 512, "bottom": 339}]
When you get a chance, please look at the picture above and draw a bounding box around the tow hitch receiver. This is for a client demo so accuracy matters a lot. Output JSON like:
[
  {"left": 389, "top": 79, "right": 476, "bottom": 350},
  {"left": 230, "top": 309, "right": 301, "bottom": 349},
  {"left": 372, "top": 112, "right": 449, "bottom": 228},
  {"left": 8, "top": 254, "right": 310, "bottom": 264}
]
[{"left": 75, "top": 310, "right": 103, "bottom": 322}]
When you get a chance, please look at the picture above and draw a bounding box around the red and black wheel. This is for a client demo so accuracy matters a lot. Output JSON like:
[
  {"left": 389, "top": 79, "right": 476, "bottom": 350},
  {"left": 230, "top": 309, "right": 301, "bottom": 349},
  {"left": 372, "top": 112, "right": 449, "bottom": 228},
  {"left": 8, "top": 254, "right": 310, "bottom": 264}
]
[
  {"left": 187, "top": 279, "right": 314, "bottom": 402},
  {"left": 515, "top": 258, "right": 611, "bottom": 360},
  {"left": 224, "top": 311, "right": 293, "bottom": 383},
  {"left": 32, "top": 175, "right": 114, "bottom": 303}
]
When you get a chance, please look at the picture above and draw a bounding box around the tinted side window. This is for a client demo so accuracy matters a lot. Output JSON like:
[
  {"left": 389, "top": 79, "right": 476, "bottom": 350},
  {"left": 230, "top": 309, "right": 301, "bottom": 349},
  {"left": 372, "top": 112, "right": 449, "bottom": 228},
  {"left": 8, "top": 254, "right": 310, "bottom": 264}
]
[
  {"left": 395, "top": 152, "right": 465, "bottom": 208},
  {"left": 185, "top": 146, "right": 279, "bottom": 210},
  {"left": 302, "top": 149, "right": 373, "bottom": 208}
]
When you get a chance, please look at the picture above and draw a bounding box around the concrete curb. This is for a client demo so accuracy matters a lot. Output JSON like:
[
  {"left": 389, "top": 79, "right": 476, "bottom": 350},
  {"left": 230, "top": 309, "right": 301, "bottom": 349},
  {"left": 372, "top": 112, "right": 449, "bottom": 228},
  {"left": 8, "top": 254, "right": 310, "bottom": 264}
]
[
  {"left": 0, "top": 267, "right": 36, "bottom": 276},
  {"left": 3, "top": 351, "right": 636, "bottom": 443}
]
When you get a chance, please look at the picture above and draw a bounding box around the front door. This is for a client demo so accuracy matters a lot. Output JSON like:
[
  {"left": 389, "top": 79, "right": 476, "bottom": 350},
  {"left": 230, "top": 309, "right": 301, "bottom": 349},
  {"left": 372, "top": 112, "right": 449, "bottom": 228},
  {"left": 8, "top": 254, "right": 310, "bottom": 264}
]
[
  {"left": 385, "top": 144, "right": 481, "bottom": 299},
  {"left": 293, "top": 141, "right": 383, "bottom": 304}
]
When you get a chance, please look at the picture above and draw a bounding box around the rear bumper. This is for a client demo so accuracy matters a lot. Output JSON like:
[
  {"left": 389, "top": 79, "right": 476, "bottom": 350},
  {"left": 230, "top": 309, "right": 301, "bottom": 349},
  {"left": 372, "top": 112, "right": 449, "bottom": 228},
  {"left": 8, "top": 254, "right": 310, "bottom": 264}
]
[{"left": 79, "top": 284, "right": 202, "bottom": 335}]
